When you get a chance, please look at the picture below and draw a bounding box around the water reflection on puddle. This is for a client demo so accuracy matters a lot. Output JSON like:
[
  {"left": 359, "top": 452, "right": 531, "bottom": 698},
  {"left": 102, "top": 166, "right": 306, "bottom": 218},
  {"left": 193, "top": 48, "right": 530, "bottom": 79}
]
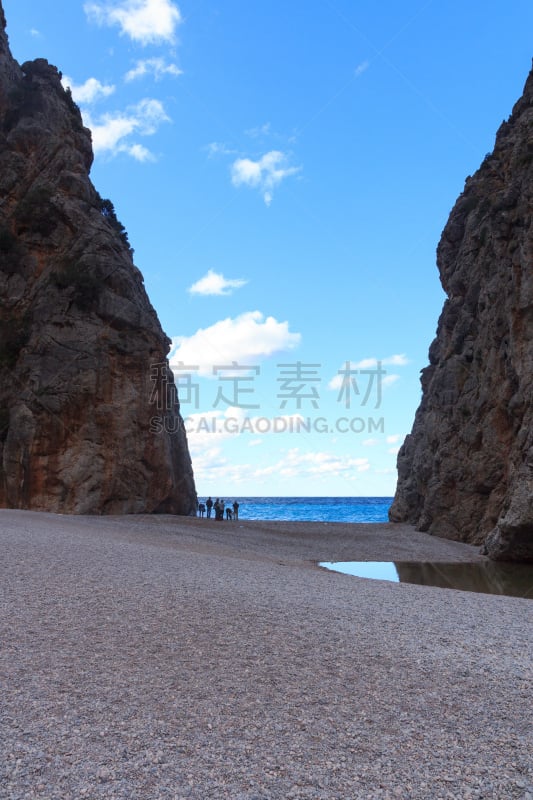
[{"left": 319, "top": 561, "right": 533, "bottom": 599}]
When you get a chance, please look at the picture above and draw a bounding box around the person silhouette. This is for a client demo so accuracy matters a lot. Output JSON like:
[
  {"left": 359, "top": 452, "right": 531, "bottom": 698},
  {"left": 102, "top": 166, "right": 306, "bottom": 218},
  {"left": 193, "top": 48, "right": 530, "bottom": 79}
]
[
  {"left": 206, "top": 497, "right": 213, "bottom": 518},
  {"left": 232, "top": 500, "right": 239, "bottom": 520}
]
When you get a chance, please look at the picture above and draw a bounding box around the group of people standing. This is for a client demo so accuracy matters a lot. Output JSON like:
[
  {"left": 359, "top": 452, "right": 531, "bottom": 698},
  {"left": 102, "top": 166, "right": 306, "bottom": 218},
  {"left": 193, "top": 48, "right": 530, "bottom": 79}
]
[{"left": 197, "top": 497, "right": 240, "bottom": 521}]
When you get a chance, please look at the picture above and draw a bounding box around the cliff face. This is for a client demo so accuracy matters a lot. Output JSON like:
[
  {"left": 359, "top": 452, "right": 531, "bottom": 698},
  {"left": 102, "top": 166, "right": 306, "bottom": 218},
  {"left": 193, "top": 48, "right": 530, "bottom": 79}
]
[
  {"left": 390, "top": 66, "right": 533, "bottom": 561},
  {"left": 0, "top": 4, "right": 196, "bottom": 514}
]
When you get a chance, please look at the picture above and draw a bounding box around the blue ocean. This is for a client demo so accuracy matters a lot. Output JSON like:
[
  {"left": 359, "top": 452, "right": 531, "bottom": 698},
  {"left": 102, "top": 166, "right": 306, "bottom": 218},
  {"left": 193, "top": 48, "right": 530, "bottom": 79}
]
[{"left": 204, "top": 497, "right": 392, "bottom": 523}]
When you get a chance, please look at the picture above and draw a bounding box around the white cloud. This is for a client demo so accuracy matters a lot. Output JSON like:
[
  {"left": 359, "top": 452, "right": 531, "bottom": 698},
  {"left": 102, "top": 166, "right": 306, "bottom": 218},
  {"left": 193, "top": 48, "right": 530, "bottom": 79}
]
[
  {"left": 170, "top": 311, "right": 301, "bottom": 377},
  {"left": 189, "top": 452, "right": 254, "bottom": 488},
  {"left": 130, "top": 98, "right": 170, "bottom": 134},
  {"left": 184, "top": 412, "right": 306, "bottom": 488},
  {"left": 85, "top": 0, "right": 182, "bottom": 45},
  {"left": 30, "top": 28, "right": 42, "bottom": 38},
  {"left": 383, "top": 354, "right": 409, "bottom": 366},
  {"left": 183, "top": 411, "right": 234, "bottom": 453},
  {"left": 231, "top": 150, "right": 301, "bottom": 206},
  {"left": 188, "top": 269, "right": 247, "bottom": 297},
  {"left": 245, "top": 122, "right": 271, "bottom": 139},
  {"left": 62, "top": 75, "right": 115, "bottom": 105},
  {"left": 125, "top": 143, "right": 155, "bottom": 162},
  {"left": 328, "top": 355, "right": 408, "bottom": 391},
  {"left": 355, "top": 60, "right": 369, "bottom": 77},
  {"left": 206, "top": 142, "right": 238, "bottom": 158},
  {"left": 386, "top": 434, "right": 402, "bottom": 445},
  {"left": 187, "top": 440, "right": 370, "bottom": 489},
  {"left": 382, "top": 374, "right": 400, "bottom": 387},
  {"left": 192, "top": 445, "right": 227, "bottom": 469},
  {"left": 83, "top": 98, "right": 170, "bottom": 160},
  {"left": 186, "top": 445, "right": 239, "bottom": 486},
  {"left": 125, "top": 57, "right": 182, "bottom": 82},
  {"left": 195, "top": 447, "right": 369, "bottom": 483},
  {"left": 272, "top": 448, "right": 370, "bottom": 479},
  {"left": 329, "top": 359, "right": 379, "bottom": 391},
  {"left": 84, "top": 111, "right": 135, "bottom": 152}
]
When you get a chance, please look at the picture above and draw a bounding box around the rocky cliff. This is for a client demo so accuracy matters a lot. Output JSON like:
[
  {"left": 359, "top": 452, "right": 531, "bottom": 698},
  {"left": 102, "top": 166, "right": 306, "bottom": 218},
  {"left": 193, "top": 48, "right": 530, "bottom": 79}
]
[
  {"left": 390, "top": 65, "right": 533, "bottom": 561},
  {"left": 0, "top": 3, "right": 196, "bottom": 514}
]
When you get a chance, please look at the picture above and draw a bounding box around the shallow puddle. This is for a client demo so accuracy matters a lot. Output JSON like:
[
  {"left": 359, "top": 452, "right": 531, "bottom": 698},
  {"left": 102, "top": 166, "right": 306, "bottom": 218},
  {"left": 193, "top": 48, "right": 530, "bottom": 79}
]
[{"left": 319, "top": 560, "right": 533, "bottom": 599}]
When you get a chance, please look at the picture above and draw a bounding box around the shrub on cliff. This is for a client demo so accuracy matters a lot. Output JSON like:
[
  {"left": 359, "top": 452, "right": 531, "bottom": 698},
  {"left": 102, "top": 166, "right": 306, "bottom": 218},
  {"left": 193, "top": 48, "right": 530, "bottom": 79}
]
[
  {"left": 0, "top": 315, "right": 30, "bottom": 369},
  {"left": 15, "top": 184, "right": 58, "bottom": 236},
  {"left": 52, "top": 261, "right": 102, "bottom": 311},
  {"left": 96, "top": 195, "right": 132, "bottom": 253}
]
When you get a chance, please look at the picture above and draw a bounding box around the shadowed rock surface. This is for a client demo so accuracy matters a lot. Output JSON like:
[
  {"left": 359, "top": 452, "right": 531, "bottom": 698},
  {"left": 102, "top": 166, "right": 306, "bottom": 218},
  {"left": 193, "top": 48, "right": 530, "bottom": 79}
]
[
  {"left": 390, "top": 64, "right": 533, "bottom": 561},
  {"left": 0, "top": 3, "right": 196, "bottom": 514}
]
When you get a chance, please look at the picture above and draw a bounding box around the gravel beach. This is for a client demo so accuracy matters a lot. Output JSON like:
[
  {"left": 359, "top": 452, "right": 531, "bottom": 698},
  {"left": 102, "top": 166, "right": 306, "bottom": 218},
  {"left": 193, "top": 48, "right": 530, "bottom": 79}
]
[{"left": 1, "top": 509, "right": 532, "bottom": 800}]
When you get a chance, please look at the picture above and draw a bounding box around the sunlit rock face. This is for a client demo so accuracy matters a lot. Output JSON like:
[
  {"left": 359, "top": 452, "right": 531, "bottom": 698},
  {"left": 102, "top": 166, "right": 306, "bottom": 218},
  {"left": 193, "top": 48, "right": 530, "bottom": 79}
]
[
  {"left": 0, "top": 2, "right": 196, "bottom": 514},
  {"left": 390, "top": 64, "right": 533, "bottom": 562}
]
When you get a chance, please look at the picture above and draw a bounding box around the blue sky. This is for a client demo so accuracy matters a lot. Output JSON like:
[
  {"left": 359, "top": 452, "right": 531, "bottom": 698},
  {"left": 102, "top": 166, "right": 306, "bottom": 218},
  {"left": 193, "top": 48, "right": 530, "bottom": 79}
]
[{"left": 5, "top": 0, "right": 533, "bottom": 497}]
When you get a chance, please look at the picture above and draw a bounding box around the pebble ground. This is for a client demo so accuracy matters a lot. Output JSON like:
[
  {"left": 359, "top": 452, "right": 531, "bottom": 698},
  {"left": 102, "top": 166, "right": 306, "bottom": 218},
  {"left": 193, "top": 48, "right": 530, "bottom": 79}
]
[{"left": 1, "top": 510, "right": 531, "bottom": 800}]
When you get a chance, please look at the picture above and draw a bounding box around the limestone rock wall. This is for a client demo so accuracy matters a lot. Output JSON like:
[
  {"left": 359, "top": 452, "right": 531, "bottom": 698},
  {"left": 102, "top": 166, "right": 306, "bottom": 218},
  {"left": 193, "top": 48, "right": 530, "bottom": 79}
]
[
  {"left": 0, "top": 3, "right": 196, "bottom": 514},
  {"left": 389, "top": 65, "right": 533, "bottom": 561}
]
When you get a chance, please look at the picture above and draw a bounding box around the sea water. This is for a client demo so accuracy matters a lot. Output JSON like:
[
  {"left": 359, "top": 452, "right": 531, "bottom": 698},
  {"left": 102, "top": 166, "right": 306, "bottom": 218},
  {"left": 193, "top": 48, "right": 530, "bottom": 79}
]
[
  {"left": 200, "top": 497, "right": 393, "bottom": 523},
  {"left": 196, "top": 497, "right": 533, "bottom": 598}
]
